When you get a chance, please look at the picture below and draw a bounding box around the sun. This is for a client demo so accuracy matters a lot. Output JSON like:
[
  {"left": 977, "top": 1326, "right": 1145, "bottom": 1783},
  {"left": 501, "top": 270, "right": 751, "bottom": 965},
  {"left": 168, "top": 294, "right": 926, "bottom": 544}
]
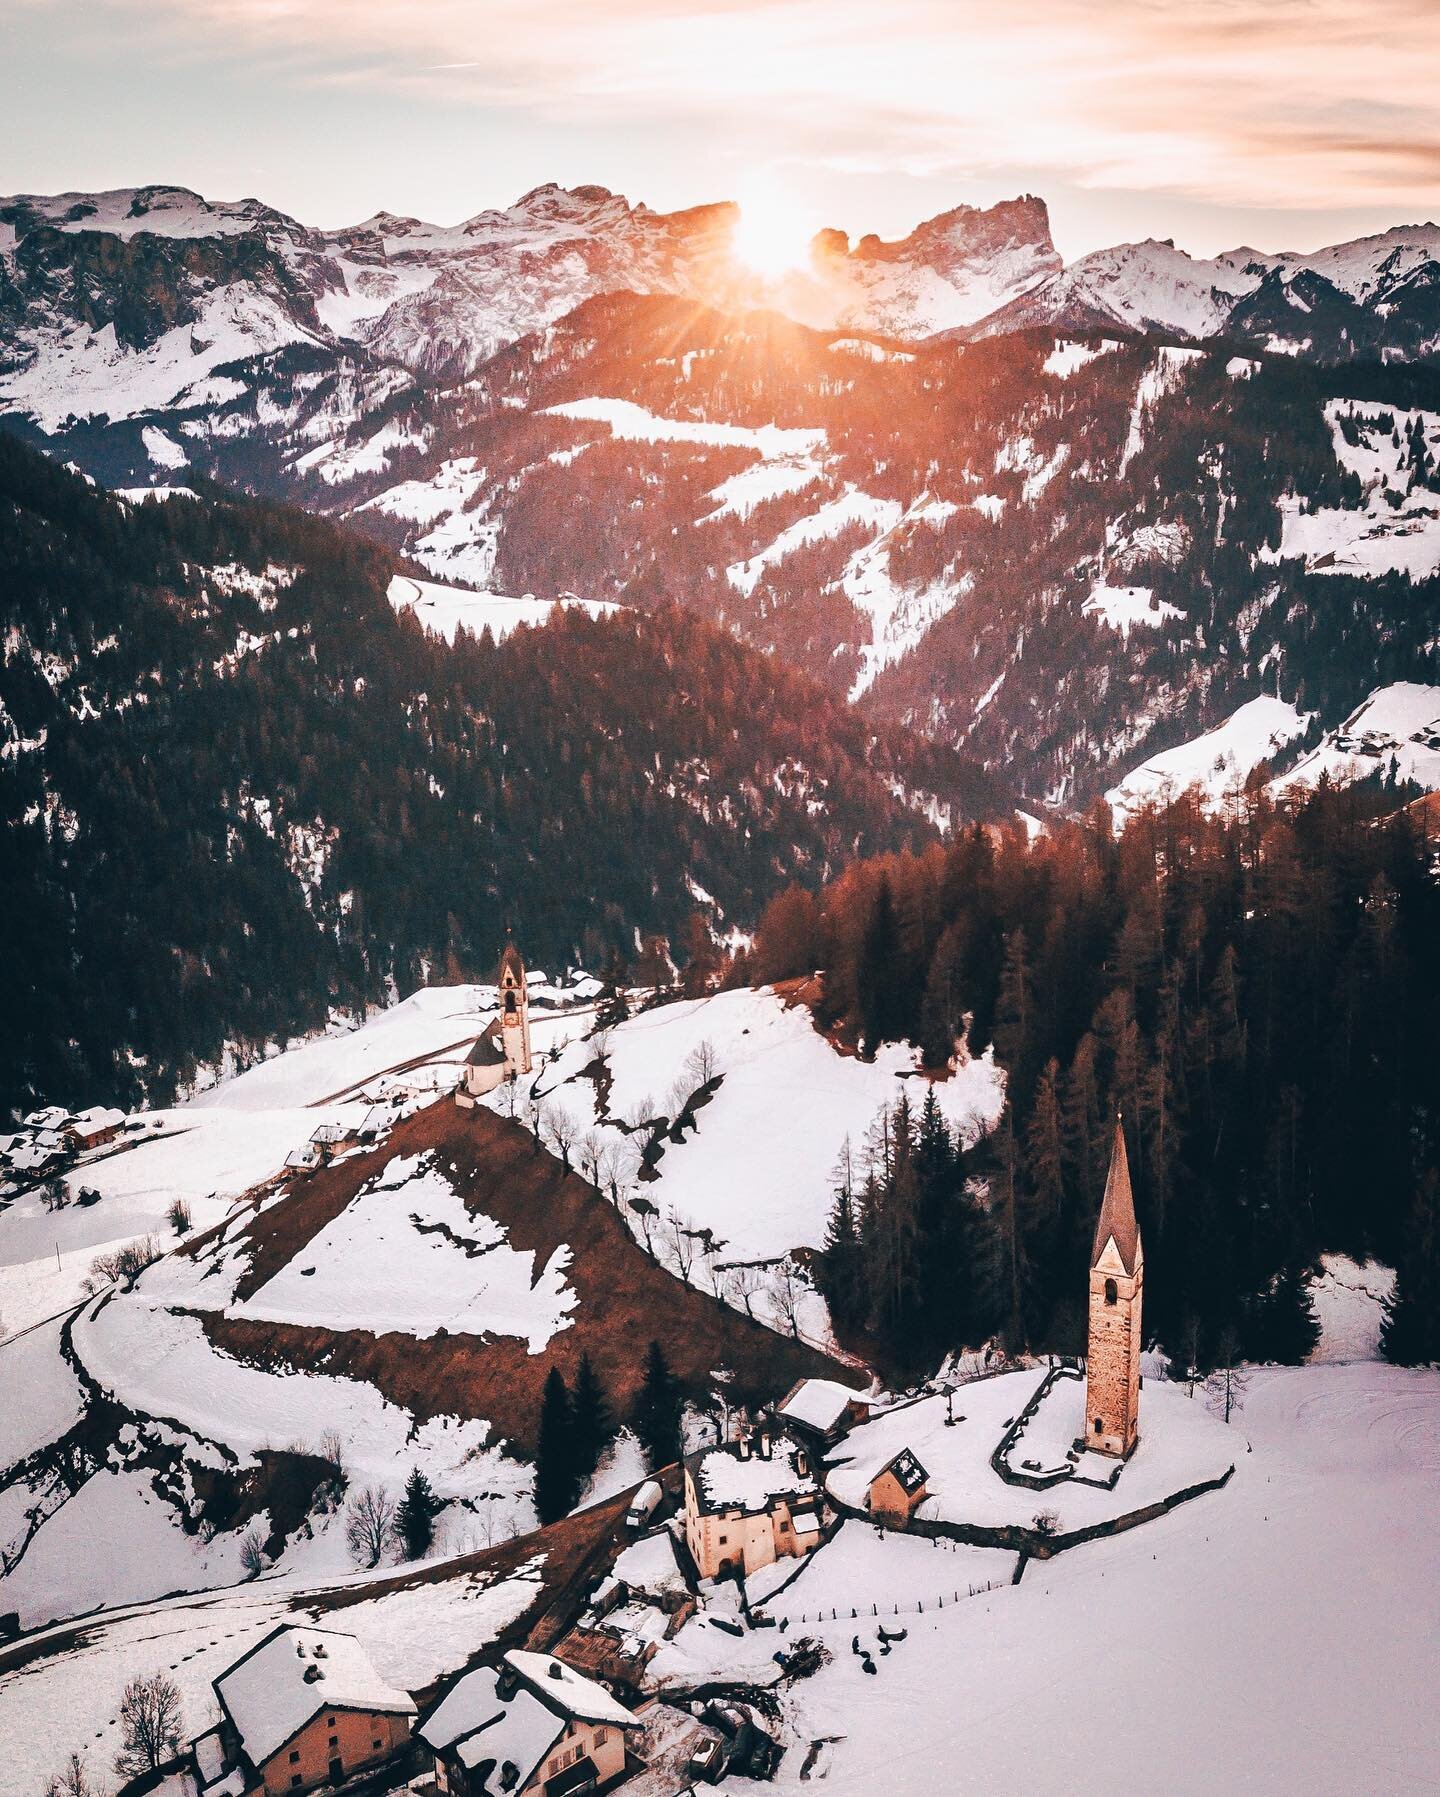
[{"left": 731, "top": 188, "right": 815, "bottom": 280}]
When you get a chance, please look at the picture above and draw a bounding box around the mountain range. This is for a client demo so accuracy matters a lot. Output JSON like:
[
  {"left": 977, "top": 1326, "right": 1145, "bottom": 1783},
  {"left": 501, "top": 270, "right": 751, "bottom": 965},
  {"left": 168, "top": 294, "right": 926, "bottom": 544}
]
[{"left": 2, "top": 178, "right": 1439, "bottom": 835}]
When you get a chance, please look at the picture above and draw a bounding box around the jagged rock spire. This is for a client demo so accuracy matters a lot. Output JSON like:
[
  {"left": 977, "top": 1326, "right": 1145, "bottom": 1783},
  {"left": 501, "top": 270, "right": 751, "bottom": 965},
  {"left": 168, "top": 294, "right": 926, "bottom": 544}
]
[{"left": 1092, "top": 1115, "right": 1141, "bottom": 1274}]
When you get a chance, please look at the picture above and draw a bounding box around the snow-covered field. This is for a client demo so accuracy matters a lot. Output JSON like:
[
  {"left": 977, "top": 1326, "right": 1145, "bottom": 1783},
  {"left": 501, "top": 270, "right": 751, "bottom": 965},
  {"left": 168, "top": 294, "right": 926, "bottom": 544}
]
[
  {"left": 1308, "top": 1253, "right": 1396, "bottom": 1365},
  {"left": 0, "top": 982, "right": 608, "bottom": 1628},
  {"left": 387, "top": 574, "right": 620, "bottom": 645},
  {"left": 0, "top": 982, "right": 591, "bottom": 1339},
  {"left": 749, "top": 1520, "right": 1014, "bottom": 1624},
  {"left": 750, "top": 1361, "right": 1440, "bottom": 1795},
  {"left": 489, "top": 984, "right": 1004, "bottom": 1275},
  {"left": 1268, "top": 401, "right": 1440, "bottom": 580},
  {"left": 1108, "top": 694, "right": 1315, "bottom": 820},
  {"left": 237, "top": 1154, "right": 577, "bottom": 1351},
  {"left": 1279, "top": 682, "right": 1440, "bottom": 795},
  {"left": 826, "top": 1369, "right": 1236, "bottom": 1532}
]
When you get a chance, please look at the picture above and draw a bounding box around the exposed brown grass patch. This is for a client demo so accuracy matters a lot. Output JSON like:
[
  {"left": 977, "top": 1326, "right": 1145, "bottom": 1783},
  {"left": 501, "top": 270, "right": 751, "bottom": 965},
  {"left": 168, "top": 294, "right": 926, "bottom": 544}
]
[{"left": 202, "top": 1100, "right": 841, "bottom": 1455}]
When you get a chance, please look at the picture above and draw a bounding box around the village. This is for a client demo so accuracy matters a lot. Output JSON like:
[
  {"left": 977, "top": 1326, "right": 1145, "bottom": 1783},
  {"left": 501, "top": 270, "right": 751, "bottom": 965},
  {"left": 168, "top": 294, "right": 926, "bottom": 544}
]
[
  {"left": 82, "top": 957, "right": 1238, "bottom": 1797},
  {"left": 2, "top": 939, "right": 1429, "bottom": 1797}
]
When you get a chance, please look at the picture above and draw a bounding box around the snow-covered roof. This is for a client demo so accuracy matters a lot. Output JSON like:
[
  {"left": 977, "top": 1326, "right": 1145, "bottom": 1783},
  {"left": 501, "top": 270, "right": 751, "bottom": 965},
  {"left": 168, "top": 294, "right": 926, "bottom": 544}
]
[
  {"left": 68, "top": 1105, "right": 125, "bottom": 1137},
  {"left": 192, "top": 1727, "right": 226, "bottom": 1784},
  {"left": 456, "top": 1685, "right": 563, "bottom": 1781},
  {"left": 777, "top": 1377, "right": 870, "bottom": 1434},
  {"left": 213, "top": 1625, "right": 415, "bottom": 1769},
  {"left": 875, "top": 1447, "right": 929, "bottom": 1495},
  {"left": 612, "top": 1528, "right": 686, "bottom": 1598},
  {"left": 689, "top": 1435, "right": 818, "bottom": 1516},
  {"left": 418, "top": 1664, "right": 507, "bottom": 1752},
  {"left": 421, "top": 1654, "right": 635, "bottom": 1789},
  {"left": 505, "top": 1649, "right": 638, "bottom": 1728}
]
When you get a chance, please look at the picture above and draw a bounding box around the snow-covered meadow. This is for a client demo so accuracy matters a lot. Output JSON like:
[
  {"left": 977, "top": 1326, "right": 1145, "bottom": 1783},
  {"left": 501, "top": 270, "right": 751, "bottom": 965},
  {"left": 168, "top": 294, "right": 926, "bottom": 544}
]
[
  {"left": 746, "top": 1360, "right": 1440, "bottom": 1795},
  {"left": 483, "top": 985, "right": 1004, "bottom": 1341}
]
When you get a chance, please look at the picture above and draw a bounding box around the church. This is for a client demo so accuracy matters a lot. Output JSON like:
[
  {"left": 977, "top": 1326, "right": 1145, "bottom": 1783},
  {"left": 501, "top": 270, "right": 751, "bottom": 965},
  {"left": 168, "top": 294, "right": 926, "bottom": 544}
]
[
  {"left": 1086, "top": 1118, "right": 1143, "bottom": 1457},
  {"left": 456, "top": 939, "right": 534, "bottom": 1108}
]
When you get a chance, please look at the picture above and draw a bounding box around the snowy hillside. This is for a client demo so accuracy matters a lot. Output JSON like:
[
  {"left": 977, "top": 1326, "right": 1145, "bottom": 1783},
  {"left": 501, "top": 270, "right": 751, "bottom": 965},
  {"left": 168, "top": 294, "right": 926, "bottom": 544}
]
[
  {"left": 1107, "top": 694, "right": 1315, "bottom": 820},
  {"left": 1279, "top": 682, "right": 1440, "bottom": 795},
  {"left": 387, "top": 574, "right": 621, "bottom": 644},
  {"left": 0, "top": 980, "right": 846, "bottom": 1632},
  {"left": 481, "top": 985, "right": 1004, "bottom": 1340}
]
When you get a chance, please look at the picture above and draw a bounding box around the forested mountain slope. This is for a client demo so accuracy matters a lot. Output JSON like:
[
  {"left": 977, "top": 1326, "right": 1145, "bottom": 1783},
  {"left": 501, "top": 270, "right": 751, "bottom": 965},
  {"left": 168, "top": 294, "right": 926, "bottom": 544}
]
[
  {"left": 741, "top": 786, "right": 1440, "bottom": 1372},
  {"left": 19, "top": 292, "right": 1437, "bottom": 805},
  {"left": 0, "top": 437, "right": 1003, "bottom": 1114}
]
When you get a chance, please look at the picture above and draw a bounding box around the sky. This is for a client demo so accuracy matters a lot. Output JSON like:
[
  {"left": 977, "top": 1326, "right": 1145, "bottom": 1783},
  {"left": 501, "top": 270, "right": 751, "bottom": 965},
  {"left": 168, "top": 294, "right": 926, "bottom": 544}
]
[{"left": 3, "top": 0, "right": 1438, "bottom": 259}]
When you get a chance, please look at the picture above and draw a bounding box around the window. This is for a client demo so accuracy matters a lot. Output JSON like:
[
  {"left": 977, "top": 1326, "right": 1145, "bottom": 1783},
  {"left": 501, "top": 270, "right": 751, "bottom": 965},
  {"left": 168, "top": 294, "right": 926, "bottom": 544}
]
[
  {"left": 327, "top": 1716, "right": 336, "bottom": 1727},
  {"left": 328, "top": 1734, "right": 339, "bottom": 1748},
  {"left": 779, "top": 1519, "right": 789, "bottom": 1532},
  {"left": 290, "top": 1779, "right": 302, "bottom": 1791},
  {"left": 1094, "top": 1418, "right": 1103, "bottom": 1434},
  {"left": 372, "top": 1739, "right": 383, "bottom": 1751},
  {"left": 1104, "top": 1278, "right": 1118, "bottom": 1305},
  {"left": 595, "top": 1728, "right": 608, "bottom": 1747},
  {"left": 290, "top": 1751, "right": 301, "bottom": 1764}
]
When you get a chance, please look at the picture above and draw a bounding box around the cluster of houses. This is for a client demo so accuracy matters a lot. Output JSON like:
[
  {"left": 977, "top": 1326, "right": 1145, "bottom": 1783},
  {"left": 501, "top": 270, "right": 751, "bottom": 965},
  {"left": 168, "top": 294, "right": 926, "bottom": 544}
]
[
  {"left": 165, "top": 1624, "right": 644, "bottom": 1797},
  {"left": 0, "top": 1103, "right": 128, "bottom": 1189},
  {"left": 106, "top": 1098, "right": 1146, "bottom": 1797}
]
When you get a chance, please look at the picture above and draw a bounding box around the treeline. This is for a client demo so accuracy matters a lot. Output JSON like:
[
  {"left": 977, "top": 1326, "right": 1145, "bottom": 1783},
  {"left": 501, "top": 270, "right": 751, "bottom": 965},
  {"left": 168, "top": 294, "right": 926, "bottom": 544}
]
[
  {"left": 746, "top": 781, "right": 1440, "bottom": 1369},
  {"left": 0, "top": 433, "right": 1006, "bottom": 1117}
]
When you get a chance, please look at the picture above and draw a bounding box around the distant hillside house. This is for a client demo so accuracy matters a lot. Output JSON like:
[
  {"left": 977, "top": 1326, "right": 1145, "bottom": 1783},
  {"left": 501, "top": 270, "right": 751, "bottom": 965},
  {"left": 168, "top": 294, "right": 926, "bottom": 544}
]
[
  {"left": 866, "top": 1448, "right": 930, "bottom": 1526},
  {"left": 418, "top": 1649, "right": 641, "bottom": 1797},
  {"left": 458, "top": 939, "right": 534, "bottom": 1107},
  {"left": 775, "top": 1377, "right": 872, "bottom": 1446},
  {"left": 683, "top": 1429, "right": 827, "bottom": 1580},
  {"left": 194, "top": 1623, "right": 415, "bottom": 1796},
  {"left": 65, "top": 1105, "right": 126, "bottom": 1151}
]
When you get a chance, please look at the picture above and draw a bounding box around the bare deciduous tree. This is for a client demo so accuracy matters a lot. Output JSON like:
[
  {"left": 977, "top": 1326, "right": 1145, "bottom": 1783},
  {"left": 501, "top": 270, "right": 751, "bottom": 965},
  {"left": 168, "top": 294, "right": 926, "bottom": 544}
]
[
  {"left": 43, "top": 1751, "right": 98, "bottom": 1797},
  {"left": 344, "top": 1484, "right": 396, "bottom": 1568},
  {"left": 665, "top": 1209, "right": 699, "bottom": 1286},
  {"left": 239, "top": 1528, "right": 266, "bottom": 1579},
  {"left": 626, "top": 1093, "right": 658, "bottom": 1132},
  {"left": 83, "top": 1235, "right": 160, "bottom": 1294},
  {"left": 42, "top": 1178, "right": 70, "bottom": 1213},
  {"left": 166, "top": 1197, "right": 192, "bottom": 1236},
  {"left": 115, "top": 1671, "right": 183, "bottom": 1776},
  {"left": 684, "top": 1038, "right": 718, "bottom": 1086},
  {"left": 578, "top": 1129, "right": 604, "bottom": 1189},
  {"left": 767, "top": 1259, "right": 807, "bottom": 1340},
  {"left": 543, "top": 1104, "right": 578, "bottom": 1172},
  {"left": 722, "top": 1262, "right": 764, "bottom": 1320},
  {"left": 1204, "top": 1326, "right": 1250, "bottom": 1424}
]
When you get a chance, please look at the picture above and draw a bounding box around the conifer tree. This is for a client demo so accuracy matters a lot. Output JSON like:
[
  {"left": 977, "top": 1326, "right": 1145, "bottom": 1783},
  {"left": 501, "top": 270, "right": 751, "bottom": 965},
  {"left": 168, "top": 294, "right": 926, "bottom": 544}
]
[
  {"left": 571, "top": 1351, "right": 615, "bottom": 1483},
  {"left": 535, "top": 1366, "right": 579, "bottom": 1524},
  {"left": 819, "top": 1139, "right": 865, "bottom": 1332},
  {"left": 1382, "top": 1174, "right": 1440, "bottom": 1366},
  {"left": 395, "top": 1465, "right": 439, "bottom": 1560},
  {"left": 633, "top": 1339, "right": 684, "bottom": 1471}
]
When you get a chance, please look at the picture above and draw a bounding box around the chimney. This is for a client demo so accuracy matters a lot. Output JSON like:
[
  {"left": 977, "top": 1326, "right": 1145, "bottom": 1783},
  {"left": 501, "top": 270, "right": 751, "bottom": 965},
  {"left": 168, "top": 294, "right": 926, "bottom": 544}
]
[
  {"left": 547, "top": 1662, "right": 564, "bottom": 1681},
  {"left": 737, "top": 1434, "right": 751, "bottom": 1460},
  {"left": 795, "top": 1448, "right": 810, "bottom": 1478},
  {"left": 759, "top": 1430, "right": 771, "bottom": 1460},
  {"left": 303, "top": 1664, "right": 322, "bottom": 1684}
]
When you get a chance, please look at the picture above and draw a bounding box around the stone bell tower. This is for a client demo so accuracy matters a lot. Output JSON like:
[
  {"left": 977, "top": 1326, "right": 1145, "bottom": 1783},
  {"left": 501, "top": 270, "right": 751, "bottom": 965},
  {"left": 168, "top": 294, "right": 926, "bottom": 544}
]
[
  {"left": 1086, "top": 1117, "right": 1143, "bottom": 1458},
  {"left": 497, "top": 937, "right": 533, "bottom": 1079}
]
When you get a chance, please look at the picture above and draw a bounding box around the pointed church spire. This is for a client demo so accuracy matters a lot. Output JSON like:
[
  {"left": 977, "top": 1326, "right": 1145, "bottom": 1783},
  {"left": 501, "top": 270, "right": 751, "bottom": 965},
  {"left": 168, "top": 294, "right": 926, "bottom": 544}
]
[{"left": 1091, "top": 1115, "right": 1141, "bottom": 1274}]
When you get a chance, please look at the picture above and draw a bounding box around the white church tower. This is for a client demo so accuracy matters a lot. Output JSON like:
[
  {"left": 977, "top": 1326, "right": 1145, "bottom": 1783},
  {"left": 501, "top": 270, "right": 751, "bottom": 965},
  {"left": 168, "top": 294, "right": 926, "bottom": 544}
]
[
  {"left": 496, "top": 937, "right": 533, "bottom": 1080},
  {"left": 456, "top": 934, "right": 534, "bottom": 1107}
]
